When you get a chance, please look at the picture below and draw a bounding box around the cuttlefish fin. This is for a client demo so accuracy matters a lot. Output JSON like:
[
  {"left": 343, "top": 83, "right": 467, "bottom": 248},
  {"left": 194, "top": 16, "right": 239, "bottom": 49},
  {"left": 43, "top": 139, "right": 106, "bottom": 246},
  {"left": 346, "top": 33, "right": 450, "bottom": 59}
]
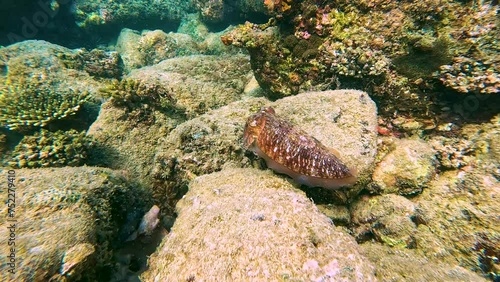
[{"left": 328, "top": 147, "right": 342, "bottom": 158}]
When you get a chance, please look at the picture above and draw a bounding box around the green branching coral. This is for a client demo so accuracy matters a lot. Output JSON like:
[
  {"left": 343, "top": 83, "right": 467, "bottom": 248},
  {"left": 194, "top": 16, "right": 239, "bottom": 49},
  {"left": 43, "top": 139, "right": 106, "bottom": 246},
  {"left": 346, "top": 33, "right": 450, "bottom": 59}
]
[
  {"left": 6, "top": 129, "right": 94, "bottom": 168},
  {"left": 0, "top": 79, "right": 91, "bottom": 130},
  {"left": 99, "top": 78, "right": 177, "bottom": 110}
]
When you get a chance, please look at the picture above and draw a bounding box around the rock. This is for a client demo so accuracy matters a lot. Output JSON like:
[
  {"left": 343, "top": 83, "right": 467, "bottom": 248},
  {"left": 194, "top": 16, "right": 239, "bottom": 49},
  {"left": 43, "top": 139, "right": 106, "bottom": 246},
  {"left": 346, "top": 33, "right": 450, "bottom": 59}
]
[
  {"left": 369, "top": 139, "right": 436, "bottom": 195},
  {"left": 360, "top": 242, "right": 488, "bottom": 281},
  {"left": 88, "top": 54, "right": 254, "bottom": 196},
  {"left": 0, "top": 40, "right": 103, "bottom": 95},
  {"left": 72, "top": 0, "right": 193, "bottom": 29},
  {"left": 87, "top": 100, "right": 180, "bottom": 191},
  {"left": 351, "top": 194, "right": 417, "bottom": 248},
  {"left": 413, "top": 169, "right": 500, "bottom": 279},
  {"left": 60, "top": 243, "right": 96, "bottom": 278},
  {"left": 142, "top": 168, "right": 376, "bottom": 281},
  {"left": 152, "top": 89, "right": 377, "bottom": 210},
  {"left": 137, "top": 205, "right": 160, "bottom": 237},
  {"left": 116, "top": 28, "right": 199, "bottom": 72},
  {"left": 0, "top": 166, "right": 148, "bottom": 281},
  {"left": 127, "top": 54, "right": 253, "bottom": 118}
]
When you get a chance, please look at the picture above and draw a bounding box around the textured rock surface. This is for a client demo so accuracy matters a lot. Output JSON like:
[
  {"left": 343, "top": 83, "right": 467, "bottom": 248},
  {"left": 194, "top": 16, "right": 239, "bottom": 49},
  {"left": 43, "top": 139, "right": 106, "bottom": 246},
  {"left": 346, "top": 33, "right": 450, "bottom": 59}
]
[
  {"left": 0, "top": 40, "right": 103, "bottom": 94},
  {"left": 116, "top": 28, "right": 199, "bottom": 72},
  {"left": 142, "top": 168, "right": 376, "bottom": 281},
  {"left": 351, "top": 194, "right": 417, "bottom": 248},
  {"left": 361, "top": 242, "right": 487, "bottom": 281},
  {"left": 0, "top": 167, "right": 147, "bottom": 281},
  {"left": 88, "top": 54, "right": 254, "bottom": 193},
  {"left": 127, "top": 54, "right": 253, "bottom": 118},
  {"left": 73, "top": 0, "right": 193, "bottom": 29},
  {"left": 369, "top": 139, "right": 436, "bottom": 195}
]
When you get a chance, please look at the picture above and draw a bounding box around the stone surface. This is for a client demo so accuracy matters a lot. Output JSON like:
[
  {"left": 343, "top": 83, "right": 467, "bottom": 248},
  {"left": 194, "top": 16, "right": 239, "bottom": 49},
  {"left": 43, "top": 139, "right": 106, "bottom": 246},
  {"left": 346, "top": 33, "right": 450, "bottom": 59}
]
[
  {"left": 351, "top": 194, "right": 417, "bottom": 248},
  {"left": 127, "top": 54, "right": 253, "bottom": 118},
  {"left": 142, "top": 168, "right": 376, "bottom": 281},
  {"left": 0, "top": 40, "right": 104, "bottom": 94},
  {"left": 369, "top": 139, "right": 436, "bottom": 195},
  {"left": 360, "top": 242, "right": 487, "bottom": 282},
  {"left": 0, "top": 167, "right": 147, "bottom": 281},
  {"left": 116, "top": 28, "right": 199, "bottom": 72}
]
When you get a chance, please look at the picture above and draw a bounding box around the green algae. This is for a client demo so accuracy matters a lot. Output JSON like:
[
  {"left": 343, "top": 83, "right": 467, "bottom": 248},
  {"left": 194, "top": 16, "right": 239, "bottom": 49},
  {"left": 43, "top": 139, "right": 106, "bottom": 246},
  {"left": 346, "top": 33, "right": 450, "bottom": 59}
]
[{"left": 0, "top": 78, "right": 91, "bottom": 131}]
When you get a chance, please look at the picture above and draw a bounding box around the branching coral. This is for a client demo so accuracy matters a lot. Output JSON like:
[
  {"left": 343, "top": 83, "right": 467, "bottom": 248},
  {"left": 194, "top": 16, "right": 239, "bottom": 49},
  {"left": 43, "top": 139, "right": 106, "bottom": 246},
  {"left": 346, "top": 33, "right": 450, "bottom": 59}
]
[
  {"left": 99, "top": 78, "right": 176, "bottom": 110},
  {"left": 0, "top": 78, "right": 91, "bottom": 131},
  {"left": 6, "top": 129, "right": 94, "bottom": 168}
]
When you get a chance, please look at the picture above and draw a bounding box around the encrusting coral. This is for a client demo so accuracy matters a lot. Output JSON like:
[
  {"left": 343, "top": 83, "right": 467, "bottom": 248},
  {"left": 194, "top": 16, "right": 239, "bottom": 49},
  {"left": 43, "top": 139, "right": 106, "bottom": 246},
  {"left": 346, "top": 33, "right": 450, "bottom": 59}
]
[
  {"left": 6, "top": 129, "right": 94, "bottom": 168},
  {"left": 0, "top": 78, "right": 91, "bottom": 131}
]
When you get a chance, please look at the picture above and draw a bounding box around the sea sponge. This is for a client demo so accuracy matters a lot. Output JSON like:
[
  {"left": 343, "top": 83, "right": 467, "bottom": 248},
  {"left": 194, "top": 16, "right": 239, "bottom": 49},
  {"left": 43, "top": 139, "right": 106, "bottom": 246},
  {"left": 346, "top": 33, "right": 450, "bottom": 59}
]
[
  {"left": 7, "top": 129, "right": 94, "bottom": 168},
  {"left": 0, "top": 78, "right": 91, "bottom": 130}
]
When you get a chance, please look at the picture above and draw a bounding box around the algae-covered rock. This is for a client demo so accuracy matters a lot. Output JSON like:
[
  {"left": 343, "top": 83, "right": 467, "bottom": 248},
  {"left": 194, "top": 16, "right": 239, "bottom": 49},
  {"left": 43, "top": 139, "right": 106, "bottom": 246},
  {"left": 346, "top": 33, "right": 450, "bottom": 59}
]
[
  {"left": 87, "top": 99, "right": 180, "bottom": 193},
  {"left": 413, "top": 169, "right": 500, "bottom": 280},
  {"left": 369, "top": 139, "right": 436, "bottom": 195},
  {"left": 351, "top": 194, "right": 418, "bottom": 248},
  {"left": 116, "top": 28, "right": 199, "bottom": 72},
  {"left": 0, "top": 166, "right": 148, "bottom": 281},
  {"left": 126, "top": 54, "right": 253, "bottom": 118},
  {"left": 88, "top": 54, "right": 254, "bottom": 196},
  {"left": 6, "top": 129, "right": 93, "bottom": 168},
  {"left": 152, "top": 89, "right": 377, "bottom": 211},
  {"left": 360, "top": 242, "right": 487, "bottom": 282},
  {"left": 142, "top": 168, "right": 376, "bottom": 281},
  {"left": 78, "top": 49, "right": 123, "bottom": 79},
  {"left": 0, "top": 40, "right": 102, "bottom": 94},
  {"left": 73, "top": 0, "right": 193, "bottom": 29}
]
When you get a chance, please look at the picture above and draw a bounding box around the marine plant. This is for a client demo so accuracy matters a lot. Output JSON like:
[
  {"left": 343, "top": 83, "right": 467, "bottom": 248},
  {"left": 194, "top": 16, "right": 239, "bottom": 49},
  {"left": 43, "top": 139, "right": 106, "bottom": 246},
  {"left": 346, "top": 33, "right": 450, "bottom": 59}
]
[
  {"left": 6, "top": 129, "right": 94, "bottom": 168},
  {"left": 0, "top": 78, "right": 91, "bottom": 131},
  {"left": 99, "top": 78, "right": 176, "bottom": 111}
]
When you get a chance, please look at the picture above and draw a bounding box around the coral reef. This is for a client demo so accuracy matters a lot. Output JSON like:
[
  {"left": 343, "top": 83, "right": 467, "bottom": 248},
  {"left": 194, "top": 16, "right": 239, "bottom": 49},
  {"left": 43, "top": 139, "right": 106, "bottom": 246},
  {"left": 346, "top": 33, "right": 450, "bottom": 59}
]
[
  {"left": 116, "top": 24, "right": 239, "bottom": 72},
  {"left": 6, "top": 129, "right": 94, "bottom": 168},
  {"left": 221, "top": 0, "right": 499, "bottom": 117},
  {"left": 142, "top": 168, "right": 376, "bottom": 281},
  {"left": 0, "top": 167, "right": 148, "bottom": 281},
  {"left": 0, "top": 78, "right": 91, "bottom": 130},
  {"left": 79, "top": 49, "right": 123, "bottom": 79}
]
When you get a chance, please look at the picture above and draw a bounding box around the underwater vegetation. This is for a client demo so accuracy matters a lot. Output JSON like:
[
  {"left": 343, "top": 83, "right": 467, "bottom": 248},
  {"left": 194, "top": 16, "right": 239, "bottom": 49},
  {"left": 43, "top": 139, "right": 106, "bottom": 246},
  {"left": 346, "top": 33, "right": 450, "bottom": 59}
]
[
  {"left": 99, "top": 78, "right": 176, "bottom": 111},
  {"left": 6, "top": 129, "right": 93, "bottom": 168},
  {"left": 0, "top": 77, "right": 91, "bottom": 131},
  {"left": 222, "top": 0, "right": 499, "bottom": 116}
]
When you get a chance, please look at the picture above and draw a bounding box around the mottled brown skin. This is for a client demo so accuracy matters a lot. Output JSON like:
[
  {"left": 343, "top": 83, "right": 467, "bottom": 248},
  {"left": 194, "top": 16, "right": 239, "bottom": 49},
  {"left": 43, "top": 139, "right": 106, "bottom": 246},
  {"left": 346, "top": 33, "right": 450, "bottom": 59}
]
[{"left": 243, "top": 107, "right": 356, "bottom": 188}]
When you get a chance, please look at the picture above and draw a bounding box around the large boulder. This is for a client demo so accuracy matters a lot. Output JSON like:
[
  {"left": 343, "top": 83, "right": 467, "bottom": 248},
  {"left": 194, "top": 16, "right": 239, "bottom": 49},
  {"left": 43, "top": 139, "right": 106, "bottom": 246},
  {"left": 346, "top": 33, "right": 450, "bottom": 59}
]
[
  {"left": 142, "top": 168, "right": 376, "bottom": 281},
  {"left": 0, "top": 166, "right": 148, "bottom": 281}
]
